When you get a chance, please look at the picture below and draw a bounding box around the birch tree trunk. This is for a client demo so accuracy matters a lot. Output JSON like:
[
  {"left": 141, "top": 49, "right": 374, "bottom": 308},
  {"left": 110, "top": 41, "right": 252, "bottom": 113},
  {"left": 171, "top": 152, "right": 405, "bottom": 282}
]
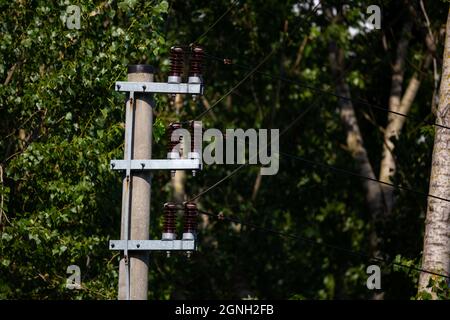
[{"left": 418, "top": 7, "right": 450, "bottom": 298}]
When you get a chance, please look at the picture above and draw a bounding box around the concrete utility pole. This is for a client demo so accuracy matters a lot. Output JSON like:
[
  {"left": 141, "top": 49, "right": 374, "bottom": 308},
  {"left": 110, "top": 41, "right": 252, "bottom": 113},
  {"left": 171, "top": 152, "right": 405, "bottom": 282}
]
[
  {"left": 118, "top": 65, "right": 154, "bottom": 300},
  {"left": 110, "top": 49, "right": 203, "bottom": 300}
]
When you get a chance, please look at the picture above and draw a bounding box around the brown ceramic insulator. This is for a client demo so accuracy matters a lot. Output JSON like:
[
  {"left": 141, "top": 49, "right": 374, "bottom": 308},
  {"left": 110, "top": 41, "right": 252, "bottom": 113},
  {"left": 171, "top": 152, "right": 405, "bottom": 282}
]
[
  {"left": 163, "top": 203, "right": 177, "bottom": 234},
  {"left": 169, "top": 46, "right": 184, "bottom": 77},
  {"left": 183, "top": 202, "right": 198, "bottom": 234},
  {"left": 189, "top": 46, "right": 204, "bottom": 77}
]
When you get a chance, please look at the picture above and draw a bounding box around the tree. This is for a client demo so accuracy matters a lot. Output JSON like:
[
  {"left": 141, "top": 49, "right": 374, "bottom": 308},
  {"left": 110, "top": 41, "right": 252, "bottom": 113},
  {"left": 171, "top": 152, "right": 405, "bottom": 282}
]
[
  {"left": 0, "top": 0, "right": 449, "bottom": 300},
  {"left": 418, "top": 6, "right": 450, "bottom": 300}
]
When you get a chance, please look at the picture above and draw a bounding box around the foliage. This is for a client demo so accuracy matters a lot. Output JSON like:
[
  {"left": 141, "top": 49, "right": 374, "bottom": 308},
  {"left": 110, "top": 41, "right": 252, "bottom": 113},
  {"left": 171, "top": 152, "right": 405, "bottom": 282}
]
[{"left": 0, "top": 0, "right": 449, "bottom": 299}]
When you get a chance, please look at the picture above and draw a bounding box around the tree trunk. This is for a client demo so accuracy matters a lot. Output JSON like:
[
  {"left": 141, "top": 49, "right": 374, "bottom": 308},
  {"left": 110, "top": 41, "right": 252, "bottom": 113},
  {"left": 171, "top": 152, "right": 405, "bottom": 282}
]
[
  {"left": 418, "top": 8, "right": 450, "bottom": 298},
  {"left": 379, "top": 22, "right": 412, "bottom": 215},
  {"left": 328, "top": 41, "right": 384, "bottom": 258}
]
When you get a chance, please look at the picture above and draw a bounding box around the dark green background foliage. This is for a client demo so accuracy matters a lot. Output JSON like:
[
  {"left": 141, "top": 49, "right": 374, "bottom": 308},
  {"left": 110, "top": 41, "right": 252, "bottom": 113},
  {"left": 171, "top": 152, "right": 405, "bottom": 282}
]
[{"left": 0, "top": 0, "right": 448, "bottom": 299}]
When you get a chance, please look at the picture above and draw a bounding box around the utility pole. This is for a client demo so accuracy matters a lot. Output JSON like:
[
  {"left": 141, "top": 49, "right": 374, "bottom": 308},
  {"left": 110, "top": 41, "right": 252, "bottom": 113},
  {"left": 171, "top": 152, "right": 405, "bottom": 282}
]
[
  {"left": 118, "top": 65, "right": 154, "bottom": 300},
  {"left": 110, "top": 46, "right": 205, "bottom": 300}
]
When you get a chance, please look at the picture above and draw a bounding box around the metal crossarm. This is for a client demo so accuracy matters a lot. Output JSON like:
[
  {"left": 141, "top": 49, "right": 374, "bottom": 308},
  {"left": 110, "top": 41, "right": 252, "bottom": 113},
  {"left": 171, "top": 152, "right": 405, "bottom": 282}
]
[
  {"left": 110, "top": 159, "right": 202, "bottom": 171},
  {"left": 109, "top": 240, "right": 196, "bottom": 251},
  {"left": 115, "top": 81, "right": 204, "bottom": 95}
]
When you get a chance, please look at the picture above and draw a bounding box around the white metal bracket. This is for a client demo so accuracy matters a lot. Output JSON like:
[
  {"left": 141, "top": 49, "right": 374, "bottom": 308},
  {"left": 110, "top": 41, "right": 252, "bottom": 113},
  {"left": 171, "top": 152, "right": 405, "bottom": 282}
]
[
  {"left": 109, "top": 239, "right": 196, "bottom": 251},
  {"left": 110, "top": 159, "right": 202, "bottom": 171},
  {"left": 115, "top": 81, "right": 204, "bottom": 95}
]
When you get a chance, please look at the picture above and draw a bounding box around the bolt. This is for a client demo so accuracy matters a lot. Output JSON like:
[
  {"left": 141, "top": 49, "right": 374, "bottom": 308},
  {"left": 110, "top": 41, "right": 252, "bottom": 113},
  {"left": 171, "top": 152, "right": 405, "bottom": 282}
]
[
  {"left": 111, "top": 244, "right": 115, "bottom": 248},
  {"left": 136, "top": 244, "right": 140, "bottom": 248}
]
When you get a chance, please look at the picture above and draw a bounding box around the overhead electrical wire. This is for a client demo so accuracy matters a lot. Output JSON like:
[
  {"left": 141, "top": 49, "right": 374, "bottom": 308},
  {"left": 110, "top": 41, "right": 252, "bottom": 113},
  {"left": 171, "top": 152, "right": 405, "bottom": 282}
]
[
  {"left": 278, "top": 151, "right": 450, "bottom": 204},
  {"left": 201, "top": 52, "right": 450, "bottom": 131},
  {"left": 197, "top": 209, "right": 450, "bottom": 280},
  {"left": 193, "top": 0, "right": 241, "bottom": 45},
  {"left": 180, "top": 0, "right": 450, "bottom": 283},
  {"left": 189, "top": 98, "right": 321, "bottom": 201},
  {"left": 193, "top": 1, "right": 323, "bottom": 120},
  {"left": 183, "top": 91, "right": 450, "bottom": 282}
]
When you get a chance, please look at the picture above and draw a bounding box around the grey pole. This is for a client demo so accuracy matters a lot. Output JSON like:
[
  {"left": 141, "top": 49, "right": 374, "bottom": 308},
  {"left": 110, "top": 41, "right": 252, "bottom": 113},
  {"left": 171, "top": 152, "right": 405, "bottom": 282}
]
[{"left": 118, "top": 64, "right": 154, "bottom": 300}]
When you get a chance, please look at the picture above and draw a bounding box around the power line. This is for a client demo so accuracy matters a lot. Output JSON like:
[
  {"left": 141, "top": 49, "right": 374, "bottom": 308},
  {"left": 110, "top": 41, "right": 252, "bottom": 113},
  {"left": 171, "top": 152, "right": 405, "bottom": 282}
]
[
  {"left": 201, "top": 52, "right": 450, "bottom": 131},
  {"left": 194, "top": 1, "right": 323, "bottom": 120},
  {"left": 194, "top": 51, "right": 276, "bottom": 120},
  {"left": 279, "top": 151, "right": 450, "bottom": 204},
  {"left": 175, "top": 0, "right": 450, "bottom": 287},
  {"left": 197, "top": 209, "right": 450, "bottom": 280},
  {"left": 193, "top": 0, "right": 240, "bottom": 44},
  {"left": 183, "top": 99, "right": 450, "bottom": 281},
  {"left": 189, "top": 98, "right": 321, "bottom": 202}
]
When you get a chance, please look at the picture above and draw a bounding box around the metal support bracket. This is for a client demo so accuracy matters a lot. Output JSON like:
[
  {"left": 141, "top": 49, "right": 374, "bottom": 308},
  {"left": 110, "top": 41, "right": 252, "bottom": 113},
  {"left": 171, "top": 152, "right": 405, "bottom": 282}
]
[
  {"left": 109, "top": 240, "right": 196, "bottom": 251},
  {"left": 110, "top": 159, "right": 202, "bottom": 171},
  {"left": 115, "top": 81, "right": 204, "bottom": 95}
]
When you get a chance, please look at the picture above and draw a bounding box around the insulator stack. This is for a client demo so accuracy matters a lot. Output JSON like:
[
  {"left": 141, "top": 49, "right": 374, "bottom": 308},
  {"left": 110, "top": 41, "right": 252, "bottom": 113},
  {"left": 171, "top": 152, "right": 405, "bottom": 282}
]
[
  {"left": 188, "top": 46, "right": 204, "bottom": 101},
  {"left": 162, "top": 203, "right": 177, "bottom": 240},
  {"left": 183, "top": 202, "right": 198, "bottom": 239},
  {"left": 189, "top": 46, "right": 204, "bottom": 79},
  {"left": 167, "top": 122, "right": 182, "bottom": 159},
  {"left": 168, "top": 46, "right": 184, "bottom": 84}
]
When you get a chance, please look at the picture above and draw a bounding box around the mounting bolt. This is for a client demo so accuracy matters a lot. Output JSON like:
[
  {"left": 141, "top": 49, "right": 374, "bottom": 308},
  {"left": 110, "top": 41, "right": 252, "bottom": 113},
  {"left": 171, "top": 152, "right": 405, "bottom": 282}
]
[
  {"left": 136, "top": 244, "right": 140, "bottom": 248},
  {"left": 111, "top": 244, "right": 115, "bottom": 248}
]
